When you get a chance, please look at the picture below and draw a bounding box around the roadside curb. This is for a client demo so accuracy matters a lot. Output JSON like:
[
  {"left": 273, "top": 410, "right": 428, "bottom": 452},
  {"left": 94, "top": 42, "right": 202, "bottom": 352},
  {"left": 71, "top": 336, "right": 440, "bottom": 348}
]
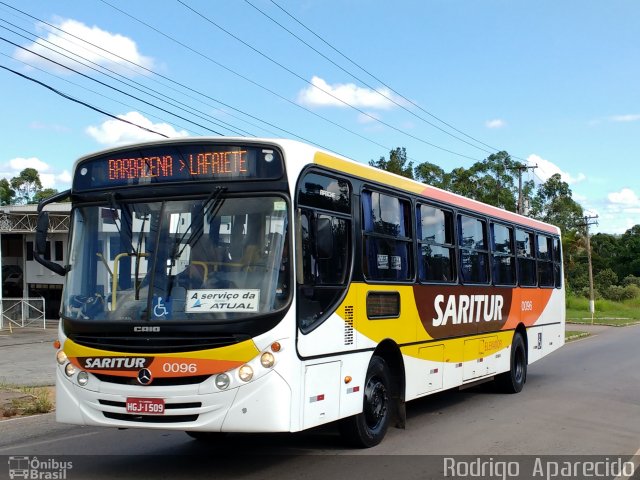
[
  {"left": 567, "top": 320, "right": 640, "bottom": 327},
  {"left": 565, "top": 332, "right": 591, "bottom": 342}
]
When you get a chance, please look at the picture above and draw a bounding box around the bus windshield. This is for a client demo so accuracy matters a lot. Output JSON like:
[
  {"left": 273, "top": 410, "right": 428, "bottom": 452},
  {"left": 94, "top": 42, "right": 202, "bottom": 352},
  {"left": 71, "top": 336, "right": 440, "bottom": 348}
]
[{"left": 62, "top": 194, "right": 290, "bottom": 322}]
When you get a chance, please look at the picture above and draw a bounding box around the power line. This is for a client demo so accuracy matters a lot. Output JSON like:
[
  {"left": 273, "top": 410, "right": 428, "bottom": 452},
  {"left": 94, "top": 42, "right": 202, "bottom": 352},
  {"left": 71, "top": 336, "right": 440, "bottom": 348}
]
[
  {"left": 0, "top": 64, "right": 169, "bottom": 138},
  {"left": 0, "top": 1, "right": 310, "bottom": 141},
  {"left": 0, "top": 34, "right": 226, "bottom": 135},
  {"left": 243, "top": 0, "right": 496, "bottom": 156},
  {"left": 94, "top": 0, "right": 428, "bottom": 160},
  {"left": 265, "top": 0, "right": 505, "bottom": 154},
  {"left": 175, "top": 0, "right": 482, "bottom": 162},
  {"left": 0, "top": 51, "right": 205, "bottom": 137},
  {"left": 0, "top": 18, "right": 250, "bottom": 136}
]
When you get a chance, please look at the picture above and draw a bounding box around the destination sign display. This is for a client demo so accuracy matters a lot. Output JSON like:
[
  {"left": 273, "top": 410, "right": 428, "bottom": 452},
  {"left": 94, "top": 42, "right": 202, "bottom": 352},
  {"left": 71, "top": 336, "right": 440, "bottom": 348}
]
[{"left": 73, "top": 143, "right": 283, "bottom": 191}]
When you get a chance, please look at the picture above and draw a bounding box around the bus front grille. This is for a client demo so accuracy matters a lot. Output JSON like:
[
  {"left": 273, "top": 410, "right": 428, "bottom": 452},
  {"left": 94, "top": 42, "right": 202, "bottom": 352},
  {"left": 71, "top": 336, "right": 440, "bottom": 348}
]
[
  {"left": 103, "top": 412, "right": 199, "bottom": 423},
  {"left": 69, "top": 334, "right": 244, "bottom": 353},
  {"left": 93, "top": 374, "right": 210, "bottom": 386}
]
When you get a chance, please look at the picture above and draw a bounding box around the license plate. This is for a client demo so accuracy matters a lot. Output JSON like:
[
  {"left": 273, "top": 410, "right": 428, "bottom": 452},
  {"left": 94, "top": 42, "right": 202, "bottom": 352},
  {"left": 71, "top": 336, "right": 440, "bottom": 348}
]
[{"left": 125, "top": 397, "right": 165, "bottom": 415}]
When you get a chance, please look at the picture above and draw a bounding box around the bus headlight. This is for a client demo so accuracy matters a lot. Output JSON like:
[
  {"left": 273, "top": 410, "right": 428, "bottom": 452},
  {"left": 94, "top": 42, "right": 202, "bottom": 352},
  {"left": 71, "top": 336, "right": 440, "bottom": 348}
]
[
  {"left": 64, "top": 363, "right": 76, "bottom": 377},
  {"left": 238, "top": 365, "right": 253, "bottom": 382},
  {"left": 260, "top": 352, "right": 275, "bottom": 369},
  {"left": 215, "top": 373, "right": 230, "bottom": 390},
  {"left": 77, "top": 371, "right": 89, "bottom": 386},
  {"left": 56, "top": 350, "right": 68, "bottom": 365}
]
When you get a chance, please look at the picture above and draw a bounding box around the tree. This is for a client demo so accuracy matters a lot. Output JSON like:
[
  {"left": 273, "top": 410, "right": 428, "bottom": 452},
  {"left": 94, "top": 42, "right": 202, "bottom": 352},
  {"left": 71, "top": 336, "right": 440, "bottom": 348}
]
[
  {"left": 33, "top": 188, "right": 60, "bottom": 204},
  {"left": 10, "top": 168, "right": 43, "bottom": 204},
  {"left": 414, "top": 161, "right": 449, "bottom": 189},
  {"left": 617, "top": 225, "right": 640, "bottom": 278},
  {"left": 0, "top": 178, "right": 15, "bottom": 205},
  {"left": 529, "top": 173, "right": 583, "bottom": 235},
  {"left": 369, "top": 147, "right": 414, "bottom": 179},
  {"left": 465, "top": 151, "right": 521, "bottom": 211}
]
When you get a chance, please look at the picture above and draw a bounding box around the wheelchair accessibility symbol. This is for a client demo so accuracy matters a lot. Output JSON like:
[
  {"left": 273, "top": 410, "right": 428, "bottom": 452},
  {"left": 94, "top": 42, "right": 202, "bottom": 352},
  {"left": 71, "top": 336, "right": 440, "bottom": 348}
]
[{"left": 153, "top": 296, "right": 169, "bottom": 318}]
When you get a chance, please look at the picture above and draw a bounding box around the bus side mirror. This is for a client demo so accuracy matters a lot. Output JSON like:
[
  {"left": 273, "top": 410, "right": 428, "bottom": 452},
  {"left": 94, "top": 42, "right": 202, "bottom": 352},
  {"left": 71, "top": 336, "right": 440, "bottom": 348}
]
[
  {"left": 35, "top": 212, "right": 49, "bottom": 256},
  {"left": 35, "top": 213, "right": 66, "bottom": 276},
  {"left": 34, "top": 189, "right": 71, "bottom": 276},
  {"left": 316, "top": 216, "right": 334, "bottom": 260}
]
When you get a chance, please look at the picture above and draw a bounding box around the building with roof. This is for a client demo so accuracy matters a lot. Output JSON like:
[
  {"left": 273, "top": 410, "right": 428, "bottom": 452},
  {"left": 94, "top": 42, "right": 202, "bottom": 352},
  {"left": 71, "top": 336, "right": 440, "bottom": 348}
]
[{"left": 0, "top": 203, "right": 70, "bottom": 320}]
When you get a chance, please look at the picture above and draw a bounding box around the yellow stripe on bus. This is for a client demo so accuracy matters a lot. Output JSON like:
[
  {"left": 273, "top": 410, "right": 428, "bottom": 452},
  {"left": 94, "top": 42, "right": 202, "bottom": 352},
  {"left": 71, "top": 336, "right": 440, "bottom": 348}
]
[{"left": 63, "top": 337, "right": 260, "bottom": 362}]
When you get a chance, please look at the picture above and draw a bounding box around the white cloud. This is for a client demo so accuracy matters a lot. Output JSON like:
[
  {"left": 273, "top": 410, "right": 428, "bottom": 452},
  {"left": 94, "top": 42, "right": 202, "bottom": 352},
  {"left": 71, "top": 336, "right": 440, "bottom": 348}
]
[
  {"left": 609, "top": 114, "right": 640, "bottom": 123},
  {"left": 601, "top": 189, "right": 640, "bottom": 234},
  {"left": 608, "top": 188, "right": 639, "bottom": 206},
  {"left": 86, "top": 111, "right": 189, "bottom": 146},
  {"left": 40, "top": 172, "right": 72, "bottom": 189},
  {"left": 14, "top": 18, "right": 154, "bottom": 75},
  {"left": 527, "top": 154, "right": 586, "bottom": 185},
  {"left": 1, "top": 158, "right": 71, "bottom": 190},
  {"left": 9, "top": 157, "right": 50, "bottom": 172},
  {"left": 485, "top": 119, "right": 506, "bottom": 129},
  {"left": 298, "top": 76, "right": 402, "bottom": 109}
]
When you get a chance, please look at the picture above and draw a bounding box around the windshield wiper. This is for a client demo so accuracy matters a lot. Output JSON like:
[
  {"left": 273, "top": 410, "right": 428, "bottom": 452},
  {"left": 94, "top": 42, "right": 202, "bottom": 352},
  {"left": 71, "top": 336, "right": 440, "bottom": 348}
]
[
  {"left": 175, "top": 186, "right": 227, "bottom": 261},
  {"left": 166, "top": 187, "right": 227, "bottom": 295}
]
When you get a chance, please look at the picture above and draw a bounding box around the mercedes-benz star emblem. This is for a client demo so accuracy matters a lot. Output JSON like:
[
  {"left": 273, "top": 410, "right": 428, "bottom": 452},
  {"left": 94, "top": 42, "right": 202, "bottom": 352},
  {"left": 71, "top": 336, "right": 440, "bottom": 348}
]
[{"left": 137, "top": 368, "right": 153, "bottom": 386}]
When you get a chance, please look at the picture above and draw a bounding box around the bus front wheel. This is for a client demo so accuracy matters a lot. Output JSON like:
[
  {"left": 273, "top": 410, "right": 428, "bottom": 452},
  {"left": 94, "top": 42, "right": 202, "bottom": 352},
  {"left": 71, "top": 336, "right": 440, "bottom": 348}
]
[
  {"left": 495, "top": 333, "right": 527, "bottom": 393},
  {"left": 339, "top": 356, "right": 392, "bottom": 448}
]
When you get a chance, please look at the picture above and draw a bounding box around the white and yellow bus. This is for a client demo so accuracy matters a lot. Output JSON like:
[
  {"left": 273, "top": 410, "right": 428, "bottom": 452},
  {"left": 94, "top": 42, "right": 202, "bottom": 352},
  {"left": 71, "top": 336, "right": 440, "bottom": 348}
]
[{"left": 36, "top": 138, "right": 565, "bottom": 447}]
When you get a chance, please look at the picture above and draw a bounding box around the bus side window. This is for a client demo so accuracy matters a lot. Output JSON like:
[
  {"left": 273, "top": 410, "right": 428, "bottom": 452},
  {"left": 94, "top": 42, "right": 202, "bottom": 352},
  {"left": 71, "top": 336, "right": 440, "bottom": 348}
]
[
  {"left": 516, "top": 229, "right": 537, "bottom": 286},
  {"left": 362, "top": 191, "right": 412, "bottom": 282},
  {"left": 458, "top": 215, "right": 489, "bottom": 284}
]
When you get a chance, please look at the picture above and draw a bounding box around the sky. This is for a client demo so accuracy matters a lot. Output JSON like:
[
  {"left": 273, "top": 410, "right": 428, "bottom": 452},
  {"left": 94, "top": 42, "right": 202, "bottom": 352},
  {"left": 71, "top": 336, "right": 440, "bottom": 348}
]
[{"left": 0, "top": 0, "right": 638, "bottom": 234}]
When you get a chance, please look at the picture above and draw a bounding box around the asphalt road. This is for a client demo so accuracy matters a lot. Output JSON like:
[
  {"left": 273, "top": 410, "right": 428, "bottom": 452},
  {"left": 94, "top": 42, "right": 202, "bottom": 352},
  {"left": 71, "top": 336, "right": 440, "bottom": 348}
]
[{"left": 0, "top": 324, "right": 639, "bottom": 479}]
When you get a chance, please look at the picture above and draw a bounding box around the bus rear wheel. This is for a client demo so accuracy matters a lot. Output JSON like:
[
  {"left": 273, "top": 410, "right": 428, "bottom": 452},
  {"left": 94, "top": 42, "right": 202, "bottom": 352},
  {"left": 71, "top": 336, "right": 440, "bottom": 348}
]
[
  {"left": 339, "top": 356, "right": 392, "bottom": 448},
  {"left": 495, "top": 333, "right": 527, "bottom": 393}
]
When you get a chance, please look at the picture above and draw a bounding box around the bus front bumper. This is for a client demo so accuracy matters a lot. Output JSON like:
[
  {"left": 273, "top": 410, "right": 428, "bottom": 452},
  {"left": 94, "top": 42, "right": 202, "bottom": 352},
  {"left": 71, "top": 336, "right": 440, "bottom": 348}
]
[{"left": 56, "top": 367, "right": 292, "bottom": 432}]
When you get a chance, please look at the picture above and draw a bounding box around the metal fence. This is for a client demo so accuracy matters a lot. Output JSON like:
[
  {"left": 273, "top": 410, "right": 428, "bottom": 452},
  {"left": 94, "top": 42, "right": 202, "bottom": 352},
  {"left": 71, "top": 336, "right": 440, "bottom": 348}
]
[{"left": 0, "top": 297, "right": 46, "bottom": 330}]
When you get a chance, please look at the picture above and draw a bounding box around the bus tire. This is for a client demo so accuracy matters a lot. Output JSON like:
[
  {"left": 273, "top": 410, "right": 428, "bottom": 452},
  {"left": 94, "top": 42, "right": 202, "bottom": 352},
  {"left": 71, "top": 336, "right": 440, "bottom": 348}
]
[
  {"left": 496, "top": 333, "right": 527, "bottom": 394},
  {"left": 339, "top": 356, "right": 392, "bottom": 448}
]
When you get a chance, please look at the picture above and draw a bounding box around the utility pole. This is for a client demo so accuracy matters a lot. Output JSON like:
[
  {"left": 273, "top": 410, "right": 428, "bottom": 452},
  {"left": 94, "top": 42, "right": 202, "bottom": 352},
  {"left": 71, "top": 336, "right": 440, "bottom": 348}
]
[
  {"left": 508, "top": 163, "right": 538, "bottom": 215},
  {"left": 577, "top": 215, "right": 599, "bottom": 324}
]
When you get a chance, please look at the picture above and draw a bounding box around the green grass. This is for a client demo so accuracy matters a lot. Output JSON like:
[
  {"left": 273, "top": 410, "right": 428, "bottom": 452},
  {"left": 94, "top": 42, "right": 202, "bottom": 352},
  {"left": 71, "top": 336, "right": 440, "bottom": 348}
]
[
  {"left": 565, "top": 330, "right": 590, "bottom": 341},
  {"left": 566, "top": 295, "right": 640, "bottom": 325},
  {"left": 0, "top": 382, "right": 54, "bottom": 418}
]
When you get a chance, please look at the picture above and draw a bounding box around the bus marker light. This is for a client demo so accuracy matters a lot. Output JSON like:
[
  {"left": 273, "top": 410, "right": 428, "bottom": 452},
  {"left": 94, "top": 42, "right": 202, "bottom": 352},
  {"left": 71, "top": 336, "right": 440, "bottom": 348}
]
[
  {"left": 56, "top": 350, "right": 68, "bottom": 365},
  {"left": 215, "top": 373, "right": 230, "bottom": 390},
  {"left": 53, "top": 340, "right": 61, "bottom": 349},
  {"left": 344, "top": 376, "right": 352, "bottom": 384},
  {"left": 260, "top": 352, "right": 275, "bottom": 368},
  {"left": 270, "top": 342, "right": 281, "bottom": 352},
  {"left": 77, "top": 371, "right": 89, "bottom": 386},
  {"left": 238, "top": 365, "right": 253, "bottom": 382},
  {"left": 64, "top": 363, "right": 76, "bottom": 377}
]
